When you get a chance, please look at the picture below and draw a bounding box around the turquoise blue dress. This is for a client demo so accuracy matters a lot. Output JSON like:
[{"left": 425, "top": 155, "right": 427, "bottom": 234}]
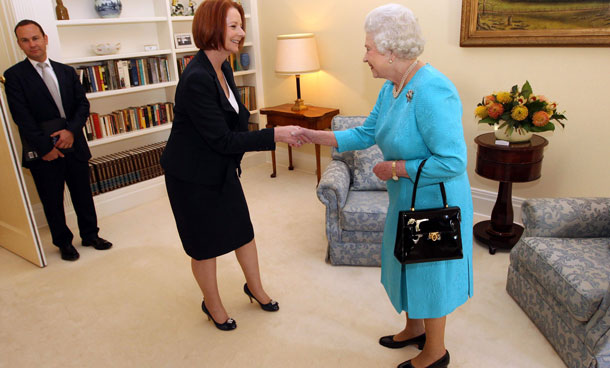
[{"left": 334, "top": 65, "right": 473, "bottom": 318}]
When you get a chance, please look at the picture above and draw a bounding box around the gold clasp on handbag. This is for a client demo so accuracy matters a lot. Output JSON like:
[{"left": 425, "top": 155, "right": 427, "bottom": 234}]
[
  {"left": 407, "top": 218, "right": 428, "bottom": 233},
  {"left": 428, "top": 232, "right": 441, "bottom": 241}
]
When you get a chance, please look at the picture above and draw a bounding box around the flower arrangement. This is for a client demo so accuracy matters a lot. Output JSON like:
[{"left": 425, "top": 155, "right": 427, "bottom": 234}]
[{"left": 475, "top": 81, "right": 566, "bottom": 137}]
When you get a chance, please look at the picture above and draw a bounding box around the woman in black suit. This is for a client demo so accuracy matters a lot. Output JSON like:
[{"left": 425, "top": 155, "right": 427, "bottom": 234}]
[{"left": 160, "top": 0, "right": 305, "bottom": 331}]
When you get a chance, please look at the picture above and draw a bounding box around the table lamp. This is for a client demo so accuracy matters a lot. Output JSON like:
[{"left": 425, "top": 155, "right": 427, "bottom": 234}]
[{"left": 275, "top": 33, "right": 320, "bottom": 111}]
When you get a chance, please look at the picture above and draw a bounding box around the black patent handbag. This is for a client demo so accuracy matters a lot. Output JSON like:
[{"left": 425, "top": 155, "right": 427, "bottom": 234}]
[{"left": 394, "top": 159, "right": 463, "bottom": 265}]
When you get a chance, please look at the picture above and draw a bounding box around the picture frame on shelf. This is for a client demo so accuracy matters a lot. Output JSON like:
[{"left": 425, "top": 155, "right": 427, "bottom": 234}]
[
  {"left": 174, "top": 33, "right": 194, "bottom": 49},
  {"left": 460, "top": 0, "right": 610, "bottom": 47}
]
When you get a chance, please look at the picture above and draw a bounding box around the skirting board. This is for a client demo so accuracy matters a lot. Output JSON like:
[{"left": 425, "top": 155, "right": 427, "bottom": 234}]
[{"left": 32, "top": 150, "right": 523, "bottom": 228}]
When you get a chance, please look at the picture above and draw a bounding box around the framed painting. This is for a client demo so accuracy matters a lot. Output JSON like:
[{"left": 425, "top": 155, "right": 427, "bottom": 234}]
[{"left": 460, "top": 0, "right": 610, "bottom": 46}]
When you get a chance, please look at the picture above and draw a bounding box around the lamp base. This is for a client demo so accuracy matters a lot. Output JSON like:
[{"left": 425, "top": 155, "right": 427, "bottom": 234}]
[{"left": 291, "top": 99, "right": 308, "bottom": 111}]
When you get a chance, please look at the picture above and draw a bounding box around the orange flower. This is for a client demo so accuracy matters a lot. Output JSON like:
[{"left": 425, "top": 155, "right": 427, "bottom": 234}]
[
  {"left": 532, "top": 111, "right": 550, "bottom": 127},
  {"left": 487, "top": 103, "right": 504, "bottom": 119},
  {"left": 484, "top": 95, "right": 496, "bottom": 105}
]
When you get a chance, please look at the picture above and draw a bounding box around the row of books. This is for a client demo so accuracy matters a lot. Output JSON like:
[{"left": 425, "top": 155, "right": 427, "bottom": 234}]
[
  {"left": 237, "top": 86, "right": 256, "bottom": 111},
  {"left": 77, "top": 57, "right": 171, "bottom": 93},
  {"left": 228, "top": 53, "right": 247, "bottom": 72},
  {"left": 84, "top": 102, "right": 174, "bottom": 141},
  {"left": 177, "top": 55, "right": 195, "bottom": 76},
  {"left": 89, "top": 141, "right": 166, "bottom": 195}
]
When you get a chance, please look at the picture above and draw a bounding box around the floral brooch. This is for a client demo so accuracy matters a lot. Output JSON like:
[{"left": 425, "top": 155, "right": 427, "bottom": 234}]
[{"left": 406, "top": 90, "right": 414, "bottom": 102}]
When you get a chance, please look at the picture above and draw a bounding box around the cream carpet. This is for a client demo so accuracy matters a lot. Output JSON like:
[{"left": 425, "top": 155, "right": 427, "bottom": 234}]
[{"left": 0, "top": 163, "right": 565, "bottom": 367}]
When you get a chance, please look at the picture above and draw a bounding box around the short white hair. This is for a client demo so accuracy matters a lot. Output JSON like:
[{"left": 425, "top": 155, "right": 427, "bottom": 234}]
[{"left": 364, "top": 3, "right": 425, "bottom": 59}]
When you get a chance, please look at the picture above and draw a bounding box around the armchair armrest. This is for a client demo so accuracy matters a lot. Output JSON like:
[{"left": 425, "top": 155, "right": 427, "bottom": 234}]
[
  {"left": 522, "top": 197, "right": 610, "bottom": 238},
  {"left": 316, "top": 160, "right": 350, "bottom": 211}
]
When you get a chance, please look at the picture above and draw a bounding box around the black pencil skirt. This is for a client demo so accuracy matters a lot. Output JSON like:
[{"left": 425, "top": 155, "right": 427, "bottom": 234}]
[{"left": 164, "top": 173, "right": 254, "bottom": 260}]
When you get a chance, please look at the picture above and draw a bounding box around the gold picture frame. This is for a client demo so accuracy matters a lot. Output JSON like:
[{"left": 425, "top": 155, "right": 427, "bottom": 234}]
[{"left": 460, "top": 0, "right": 610, "bottom": 47}]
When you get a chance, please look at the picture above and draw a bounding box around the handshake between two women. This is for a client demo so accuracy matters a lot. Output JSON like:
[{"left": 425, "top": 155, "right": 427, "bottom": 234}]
[{"left": 273, "top": 126, "right": 336, "bottom": 148}]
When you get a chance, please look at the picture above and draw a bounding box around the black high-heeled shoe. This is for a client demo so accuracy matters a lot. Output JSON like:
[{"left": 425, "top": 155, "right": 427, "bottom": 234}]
[
  {"left": 397, "top": 350, "right": 450, "bottom": 368},
  {"left": 243, "top": 283, "right": 279, "bottom": 312},
  {"left": 201, "top": 300, "right": 237, "bottom": 331},
  {"left": 379, "top": 333, "right": 426, "bottom": 349}
]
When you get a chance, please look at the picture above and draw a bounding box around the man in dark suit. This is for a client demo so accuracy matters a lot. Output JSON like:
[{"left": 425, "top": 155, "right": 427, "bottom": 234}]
[{"left": 4, "top": 19, "right": 112, "bottom": 261}]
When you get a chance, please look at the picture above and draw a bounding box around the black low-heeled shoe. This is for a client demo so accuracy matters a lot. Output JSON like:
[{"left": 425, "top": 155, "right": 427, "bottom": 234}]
[
  {"left": 379, "top": 333, "right": 426, "bottom": 349},
  {"left": 397, "top": 350, "right": 450, "bottom": 368},
  {"left": 243, "top": 283, "right": 279, "bottom": 312},
  {"left": 201, "top": 300, "right": 236, "bottom": 331}
]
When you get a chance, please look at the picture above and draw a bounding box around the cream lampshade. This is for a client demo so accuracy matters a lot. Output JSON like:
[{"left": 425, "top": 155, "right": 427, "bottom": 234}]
[{"left": 275, "top": 33, "right": 320, "bottom": 111}]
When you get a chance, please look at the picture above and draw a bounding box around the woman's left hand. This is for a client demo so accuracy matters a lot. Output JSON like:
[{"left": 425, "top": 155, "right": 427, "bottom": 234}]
[{"left": 373, "top": 161, "right": 394, "bottom": 181}]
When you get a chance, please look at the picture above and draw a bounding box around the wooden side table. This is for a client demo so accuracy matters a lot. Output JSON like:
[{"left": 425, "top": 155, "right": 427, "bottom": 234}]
[
  {"left": 473, "top": 133, "right": 548, "bottom": 254},
  {"left": 260, "top": 104, "right": 340, "bottom": 183}
]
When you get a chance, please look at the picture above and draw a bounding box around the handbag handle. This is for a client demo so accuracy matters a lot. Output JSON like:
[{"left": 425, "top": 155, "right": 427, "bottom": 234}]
[{"left": 410, "top": 159, "right": 448, "bottom": 211}]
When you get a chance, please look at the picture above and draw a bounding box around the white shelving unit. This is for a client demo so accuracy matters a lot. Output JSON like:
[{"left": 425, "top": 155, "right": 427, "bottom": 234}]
[
  {"left": 6, "top": 0, "right": 266, "bottom": 220},
  {"left": 85, "top": 81, "right": 178, "bottom": 100},
  {"left": 56, "top": 17, "right": 168, "bottom": 26},
  {"left": 47, "top": 0, "right": 265, "bottom": 151},
  {"left": 63, "top": 49, "right": 172, "bottom": 64}
]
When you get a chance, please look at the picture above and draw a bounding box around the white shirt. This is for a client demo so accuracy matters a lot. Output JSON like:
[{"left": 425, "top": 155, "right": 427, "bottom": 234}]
[
  {"left": 29, "top": 57, "right": 60, "bottom": 93},
  {"left": 227, "top": 83, "right": 239, "bottom": 113}
]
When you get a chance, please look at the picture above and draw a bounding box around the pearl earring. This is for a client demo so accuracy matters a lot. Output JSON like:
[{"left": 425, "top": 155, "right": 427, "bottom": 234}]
[{"left": 389, "top": 59, "right": 393, "bottom": 64}]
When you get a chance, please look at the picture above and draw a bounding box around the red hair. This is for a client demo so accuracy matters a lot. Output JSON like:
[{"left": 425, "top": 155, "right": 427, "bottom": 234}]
[{"left": 193, "top": 0, "right": 245, "bottom": 50}]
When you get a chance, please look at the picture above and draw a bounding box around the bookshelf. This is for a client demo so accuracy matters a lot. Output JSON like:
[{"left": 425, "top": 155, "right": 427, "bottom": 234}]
[{"left": 5, "top": 0, "right": 266, "bottom": 223}]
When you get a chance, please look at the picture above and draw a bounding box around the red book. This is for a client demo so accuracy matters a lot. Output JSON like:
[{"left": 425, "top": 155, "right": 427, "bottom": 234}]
[{"left": 90, "top": 113, "right": 103, "bottom": 139}]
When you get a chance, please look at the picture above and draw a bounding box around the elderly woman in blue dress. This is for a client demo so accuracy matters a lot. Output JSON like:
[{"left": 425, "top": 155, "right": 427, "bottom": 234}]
[{"left": 299, "top": 4, "right": 473, "bottom": 368}]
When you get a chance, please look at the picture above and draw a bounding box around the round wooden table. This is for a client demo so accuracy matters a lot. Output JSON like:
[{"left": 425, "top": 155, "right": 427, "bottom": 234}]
[{"left": 473, "top": 133, "right": 548, "bottom": 254}]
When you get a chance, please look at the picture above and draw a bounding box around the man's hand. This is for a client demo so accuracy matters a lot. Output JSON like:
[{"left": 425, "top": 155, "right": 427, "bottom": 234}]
[
  {"left": 42, "top": 147, "right": 65, "bottom": 161},
  {"left": 51, "top": 129, "right": 74, "bottom": 149}
]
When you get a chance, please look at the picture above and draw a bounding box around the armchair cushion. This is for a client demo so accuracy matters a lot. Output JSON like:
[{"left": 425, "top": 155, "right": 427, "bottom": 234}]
[
  {"left": 352, "top": 146, "right": 386, "bottom": 191},
  {"left": 511, "top": 236, "right": 610, "bottom": 323},
  {"left": 340, "top": 191, "right": 388, "bottom": 232}
]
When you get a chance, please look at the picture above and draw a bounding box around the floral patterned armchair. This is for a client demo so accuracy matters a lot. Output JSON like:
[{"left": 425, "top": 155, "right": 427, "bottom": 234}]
[
  {"left": 506, "top": 197, "right": 610, "bottom": 368},
  {"left": 316, "top": 116, "right": 388, "bottom": 266}
]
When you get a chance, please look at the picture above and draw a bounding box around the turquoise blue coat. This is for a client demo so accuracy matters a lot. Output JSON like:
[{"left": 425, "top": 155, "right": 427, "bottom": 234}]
[{"left": 334, "top": 65, "right": 473, "bottom": 318}]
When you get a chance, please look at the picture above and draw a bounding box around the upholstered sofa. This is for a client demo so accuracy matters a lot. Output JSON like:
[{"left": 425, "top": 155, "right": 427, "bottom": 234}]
[
  {"left": 316, "top": 115, "right": 388, "bottom": 266},
  {"left": 506, "top": 197, "right": 610, "bottom": 368}
]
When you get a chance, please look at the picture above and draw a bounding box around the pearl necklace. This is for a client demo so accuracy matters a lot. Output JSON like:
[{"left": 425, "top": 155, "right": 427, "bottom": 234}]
[{"left": 392, "top": 59, "right": 419, "bottom": 98}]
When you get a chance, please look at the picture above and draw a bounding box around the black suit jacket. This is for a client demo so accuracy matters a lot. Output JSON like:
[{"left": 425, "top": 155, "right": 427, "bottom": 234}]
[
  {"left": 160, "top": 51, "right": 275, "bottom": 187},
  {"left": 3, "top": 58, "right": 91, "bottom": 168}
]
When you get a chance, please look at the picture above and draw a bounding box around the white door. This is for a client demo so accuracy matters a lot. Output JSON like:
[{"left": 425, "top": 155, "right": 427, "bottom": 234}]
[{"left": 0, "top": 81, "right": 45, "bottom": 267}]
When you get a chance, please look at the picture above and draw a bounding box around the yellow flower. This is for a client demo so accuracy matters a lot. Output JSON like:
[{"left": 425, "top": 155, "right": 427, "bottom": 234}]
[
  {"left": 496, "top": 92, "right": 512, "bottom": 104},
  {"left": 511, "top": 105, "right": 528, "bottom": 121},
  {"left": 475, "top": 105, "right": 488, "bottom": 118}
]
